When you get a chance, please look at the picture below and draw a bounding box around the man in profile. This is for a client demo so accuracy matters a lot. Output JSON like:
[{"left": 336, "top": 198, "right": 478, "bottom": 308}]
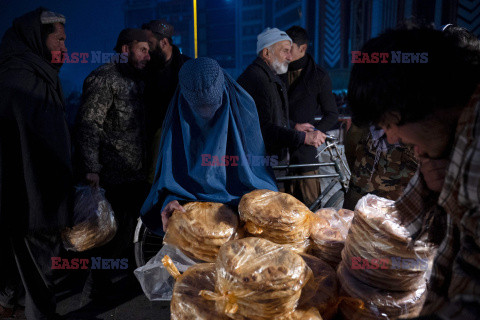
[
  {"left": 348, "top": 26, "right": 480, "bottom": 319},
  {"left": 238, "top": 28, "right": 324, "bottom": 190},
  {"left": 142, "top": 20, "right": 190, "bottom": 182},
  {"left": 282, "top": 26, "right": 338, "bottom": 206},
  {"left": 75, "top": 28, "right": 151, "bottom": 300},
  {"left": 0, "top": 8, "right": 72, "bottom": 319}
]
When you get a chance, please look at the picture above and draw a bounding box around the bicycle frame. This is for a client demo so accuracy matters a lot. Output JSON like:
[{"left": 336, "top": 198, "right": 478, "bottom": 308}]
[{"left": 271, "top": 137, "right": 351, "bottom": 211}]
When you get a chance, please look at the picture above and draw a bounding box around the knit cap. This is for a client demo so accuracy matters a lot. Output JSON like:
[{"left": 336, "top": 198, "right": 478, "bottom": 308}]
[
  {"left": 179, "top": 57, "right": 225, "bottom": 119},
  {"left": 40, "top": 10, "right": 66, "bottom": 24},
  {"left": 114, "top": 28, "right": 149, "bottom": 53},
  {"left": 143, "top": 20, "right": 174, "bottom": 38},
  {"left": 256, "top": 27, "right": 292, "bottom": 54}
]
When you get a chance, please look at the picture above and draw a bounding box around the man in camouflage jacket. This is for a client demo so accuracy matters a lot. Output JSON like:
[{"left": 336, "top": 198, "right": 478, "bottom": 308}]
[
  {"left": 343, "top": 125, "right": 418, "bottom": 210},
  {"left": 74, "top": 29, "right": 151, "bottom": 297}
]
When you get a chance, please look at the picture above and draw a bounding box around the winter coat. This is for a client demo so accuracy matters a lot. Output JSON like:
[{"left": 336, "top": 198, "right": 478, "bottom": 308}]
[
  {"left": 282, "top": 53, "right": 338, "bottom": 172},
  {"left": 75, "top": 62, "right": 148, "bottom": 186},
  {"left": 0, "top": 8, "right": 73, "bottom": 232},
  {"left": 237, "top": 57, "right": 305, "bottom": 161},
  {"left": 144, "top": 45, "right": 190, "bottom": 141}
]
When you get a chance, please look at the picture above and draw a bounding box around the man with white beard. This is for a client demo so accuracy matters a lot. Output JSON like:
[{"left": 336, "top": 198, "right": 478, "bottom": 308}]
[{"left": 238, "top": 28, "right": 324, "bottom": 190}]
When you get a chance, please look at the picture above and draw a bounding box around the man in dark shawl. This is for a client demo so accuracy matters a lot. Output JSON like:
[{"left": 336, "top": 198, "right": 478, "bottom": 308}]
[
  {"left": 141, "top": 57, "right": 278, "bottom": 235},
  {"left": 0, "top": 7, "right": 72, "bottom": 319},
  {"left": 141, "top": 21, "right": 190, "bottom": 181}
]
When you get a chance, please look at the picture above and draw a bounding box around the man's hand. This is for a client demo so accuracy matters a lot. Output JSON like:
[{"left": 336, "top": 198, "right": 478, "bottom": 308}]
[
  {"left": 86, "top": 173, "right": 100, "bottom": 188},
  {"left": 295, "top": 123, "right": 315, "bottom": 132},
  {"left": 304, "top": 130, "right": 326, "bottom": 148},
  {"left": 161, "top": 200, "right": 186, "bottom": 232},
  {"left": 418, "top": 157, "right": 449, "bottom": 193}
]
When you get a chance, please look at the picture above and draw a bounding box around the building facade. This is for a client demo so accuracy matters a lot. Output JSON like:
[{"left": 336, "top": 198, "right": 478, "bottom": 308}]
[{"left": 124, "top": 0, "right": 479, "bottom": 89}]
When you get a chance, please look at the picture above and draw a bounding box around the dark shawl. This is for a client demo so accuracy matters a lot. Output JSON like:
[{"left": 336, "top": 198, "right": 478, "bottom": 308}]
[{"left": 0, "top": 8, "right": 73, "bottom": 233}]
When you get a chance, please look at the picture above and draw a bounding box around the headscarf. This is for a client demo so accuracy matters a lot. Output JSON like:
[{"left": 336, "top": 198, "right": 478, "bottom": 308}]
[{"left": 141, "top": 57, "right": 278, "bottom": 235}]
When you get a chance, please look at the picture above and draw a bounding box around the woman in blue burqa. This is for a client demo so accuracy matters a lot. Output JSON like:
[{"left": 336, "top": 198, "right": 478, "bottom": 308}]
[{"left": 141, "top": 57, "right": 278, "bottom": 235}]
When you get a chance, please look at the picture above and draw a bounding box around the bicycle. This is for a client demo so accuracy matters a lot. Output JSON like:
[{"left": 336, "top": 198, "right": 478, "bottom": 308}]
[
  {"left": 133, "top": 136, "right": 351, "bottom": 268},
  {"left": 272, "top": 134, "right": 351, "bottom": 212}
]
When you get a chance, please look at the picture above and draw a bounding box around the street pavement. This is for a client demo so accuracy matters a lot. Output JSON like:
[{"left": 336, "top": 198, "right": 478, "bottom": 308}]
[{"left": 4, "top": 270, "right": 171, "bottom": 320}]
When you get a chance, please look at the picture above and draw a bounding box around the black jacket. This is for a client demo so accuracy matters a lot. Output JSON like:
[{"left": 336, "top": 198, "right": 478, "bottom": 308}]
[
  {"left": 0, "top": 8, "right": 73, "bottom": 232},
  {"left": 237, "top": 57, "right": 305, "bottom": 161},
  {"left": 144, "top": 45, "right": 190, "bottom": 141},
  {"left": 282, "top": 54, "right": 338, "bottom": 172}
]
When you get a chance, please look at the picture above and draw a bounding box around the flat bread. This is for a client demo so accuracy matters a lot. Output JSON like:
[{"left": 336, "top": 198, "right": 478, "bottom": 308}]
[
  {"left": 239, "top": 189, "right": 312, "bottom": 228},
  {"left": 298, "top": 254, "right": 338, "bottom": 320},
  {"left": 337, "top": 264, "right": 426, "bottom": 319},
  {"left": 239, "top": 190, "right": 312, "bottom": 248},
  {"left": 171, "top": 263, "right": 229, "bottom": 320},
  {"left": 214, "top": 237, "right": 312, "bottom": 319},
  {"left": 164, "top": 202, "right": 239, "bottom": 262}
]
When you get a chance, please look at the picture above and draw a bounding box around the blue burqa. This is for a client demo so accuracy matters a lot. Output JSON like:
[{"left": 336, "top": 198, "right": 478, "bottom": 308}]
[{"left": 141, "top": 58, "right": 278, "bottom": 235}]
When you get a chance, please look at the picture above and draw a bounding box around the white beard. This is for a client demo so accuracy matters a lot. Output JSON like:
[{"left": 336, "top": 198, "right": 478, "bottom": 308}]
[{"left": 271, "top": 57, "right": 288, "bottom": 74}]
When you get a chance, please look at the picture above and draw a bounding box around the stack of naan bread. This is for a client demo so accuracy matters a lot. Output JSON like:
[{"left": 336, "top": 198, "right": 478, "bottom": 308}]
[
  {"left": 169, "top": 237, "right": 338, "bottom": 320},
  {"left": 163, "top": 191, "right": 433, "bottom": 319},
  {"left": 337, "top": 194, "right": 435, "bottom": 319},
  {"left": 163, "top": 202, "right": 240, "bottom": 262},
  {"left": 238, "top": 189, "right": 312, "bottom": 252},
  {"left": 309, "top": 208, "right": 354, "bottom": 268}
]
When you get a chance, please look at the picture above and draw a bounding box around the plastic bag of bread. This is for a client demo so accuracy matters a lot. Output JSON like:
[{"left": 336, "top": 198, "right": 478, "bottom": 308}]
[
  {"left": 297, "top": 254, "right": 338, "bottom": 320},
  {"left": 62, "top": 185, "right": 117, "bottom": 252},
  {"left": 283, "top": 307, "right": 323, "bottom": 319},
  {"left": 170, "top": 263, "right": 229, "bottom": 320},
  {"left": 201, "top": 237, "right": 312, "bottom": 320},
  {"left": 239, "top": 189, "right": 312, "bottom": 252},
  {"left": 342, "top": 194, "right": 435, "bottom": 292},
  {"left": 309, "top": 208, "right": 354, "bottom": 268},
  {"left": 337, "top": 264, "right": 426, "bottom": 320},
  {"left": 163, "top": 202, "right": 240, "bottom": 262},
  {"left": 134, "top": 243, "right": 200, "bottom": 301}
]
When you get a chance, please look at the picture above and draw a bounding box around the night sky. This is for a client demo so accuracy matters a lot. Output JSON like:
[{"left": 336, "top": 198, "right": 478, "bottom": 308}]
[{"left": 1, "top": 0, "right": 125, "bottom": 94}]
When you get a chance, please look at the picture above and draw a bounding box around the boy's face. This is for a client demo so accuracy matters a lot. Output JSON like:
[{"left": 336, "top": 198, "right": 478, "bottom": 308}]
[{"left": 380, "top": 113, "right": 455, "bottom": 160}]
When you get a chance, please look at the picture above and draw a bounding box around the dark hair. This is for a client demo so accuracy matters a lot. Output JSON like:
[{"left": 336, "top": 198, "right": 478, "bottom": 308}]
[
  {"left": 286, "top": 26, "right": 308, "bottom": 46},
  {"left": 347, "top": 27, "right": 480, "bottom": 127},
  {"left": 443, "top": 25, "right": 480, "bottom": 52},
  {"left": 141, "top": 23, "right": 173, "bottom": 45}
]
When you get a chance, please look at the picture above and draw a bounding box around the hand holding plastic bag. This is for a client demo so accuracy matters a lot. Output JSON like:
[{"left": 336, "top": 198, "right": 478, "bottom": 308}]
[{"left": 62, "top": 185, "right": 117, "bottom": 252}]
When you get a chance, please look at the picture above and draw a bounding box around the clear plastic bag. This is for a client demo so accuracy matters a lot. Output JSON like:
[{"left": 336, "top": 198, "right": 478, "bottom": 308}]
[
  {"left": 342, "top": 194, "right": 435, "bottom": 292},
  {"left": 163, "top": 202, "right": 240, "bottom": 262},
  {"left": 283, "top": 307, "right": 324, "bottom": 320},
  {"left": 309, "top": 208, "right": 354, "bottom": 268},
  {"left": 62, "top": 185, "right": 117, "bottom": 252},
  {"left": 337, "top": 264, "right": 426, "bottom": 320},
  {"left": 298, "top": 253, "right": 338, "bottom": 320},
  {"left": 134, "top": 243, "right": 200, "bottom": 301},
  {"left": 336, "top": 194, "right": 434, "bottom": 319},
  {"left": 170, "top": 263, "right": 229, "bottom": 320},
  {"left": 200, "top": 237, "right": 312, "bottom": 320},
  {"left": 239, "top": 189, "right": 313, "bottom": 253}
]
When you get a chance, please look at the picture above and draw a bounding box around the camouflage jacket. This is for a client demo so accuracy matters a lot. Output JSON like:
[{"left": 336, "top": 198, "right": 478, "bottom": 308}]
[
  {"left": 75, "top": 62, "right": 147, "bottom": 186},
  {"left": 349, "top": 130, "right": 418, "bottom": 200}
]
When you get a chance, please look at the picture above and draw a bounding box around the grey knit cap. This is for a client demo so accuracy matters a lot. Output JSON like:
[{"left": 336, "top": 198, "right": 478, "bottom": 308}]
[
  {"left": 40, "top": 10, "right": 66, "bottom": 24},
  {"left": 179, "top": 57, "right": 225, "bottom": 119},
  {"left": 256, "top": 27, "right": 292, "bottom": 54}
]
